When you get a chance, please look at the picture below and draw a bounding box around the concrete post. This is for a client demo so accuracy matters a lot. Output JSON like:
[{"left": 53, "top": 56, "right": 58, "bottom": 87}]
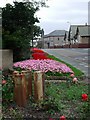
[
  {"left": 34, "top": 71, "right": 44, "bottom": 102},
  {"left": 13, "top": 72, "right": 27, "bottom": 107},
  {"left": 21, "top": 70, "right": 32, "bottom": 98}
]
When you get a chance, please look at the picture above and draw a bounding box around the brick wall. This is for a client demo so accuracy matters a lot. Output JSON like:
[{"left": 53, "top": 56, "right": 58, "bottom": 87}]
[
  {"left": 63, "top": 43, "right": 90, "bottom": 48},
  {"left": 78, "top": 43, "right": 90, "bottom": 48}
]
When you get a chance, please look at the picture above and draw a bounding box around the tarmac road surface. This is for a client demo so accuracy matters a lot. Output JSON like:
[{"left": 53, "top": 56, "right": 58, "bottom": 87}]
[{"left": 42, "top": 48, "right": 89, "bottom": 77}]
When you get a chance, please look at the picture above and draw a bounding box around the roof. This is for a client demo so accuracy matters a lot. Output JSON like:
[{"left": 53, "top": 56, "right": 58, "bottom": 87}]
[
  {"left": 44, "top": 30, "right": 67, "bottom": 38},
  {"left": 70, "top": 25, "right": 90, "bottom": 37}
]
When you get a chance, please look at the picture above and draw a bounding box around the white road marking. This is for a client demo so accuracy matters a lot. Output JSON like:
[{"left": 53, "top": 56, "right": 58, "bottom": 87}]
[
  {"left": 85, "top": 56, "right": 88, "bottom": 58},
  {"left": 84, "top": 65, "right": 88, "bottom": 67}
]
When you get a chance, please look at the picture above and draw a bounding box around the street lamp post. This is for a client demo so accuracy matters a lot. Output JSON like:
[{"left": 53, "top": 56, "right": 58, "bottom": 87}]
[
  {"left": 41, "top": 29, "right": 44, "bottom": 49},
  {"left": 67, "top": 21, "right": 72, "bottom": 48},
  {"left": 67, "top": 21, "right": 71, "bottom": 31}
]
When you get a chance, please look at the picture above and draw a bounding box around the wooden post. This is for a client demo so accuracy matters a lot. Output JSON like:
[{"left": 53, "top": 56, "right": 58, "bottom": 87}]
[
  {"left": 13, "top": 71, "right": 19, "bottom": 78},
  {"left": 13, "top": 72, "right": 27, "bottom": 107},
  {"left": 34, "top": 71, "right": 44, "bottom": 102},
  {"left": 21, "top": 70, "right": 32, "bottom": 98},
  {"left": 13, "top": 71, "right": 19, "bottom": 101}
]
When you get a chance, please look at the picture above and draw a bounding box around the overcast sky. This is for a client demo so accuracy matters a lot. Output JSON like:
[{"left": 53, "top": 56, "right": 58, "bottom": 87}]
[{"left": 0, "top": 0, "right": 89, "bottom": 34}]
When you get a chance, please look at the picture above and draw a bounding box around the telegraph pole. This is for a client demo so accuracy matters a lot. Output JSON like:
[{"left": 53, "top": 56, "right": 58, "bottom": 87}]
[{"left": 41, "top": 29, "right": 44, "bottom": 49}]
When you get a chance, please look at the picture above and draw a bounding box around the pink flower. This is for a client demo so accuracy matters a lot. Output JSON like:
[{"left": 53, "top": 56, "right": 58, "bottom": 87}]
[
  {"left": 73, "top": 77, "right": 78, "bottom": 83},
  {"left": 70, "top": 73, "right": 74, "bottom": 77},
  {"left": 60, "top": 116, "right": 66, "bottom": 120},
  {"left": 2, "top": 80, "right": 7, "bottom": 84},
  {"left": 13, "top": 59, "right": 74, "bottom": 74}
]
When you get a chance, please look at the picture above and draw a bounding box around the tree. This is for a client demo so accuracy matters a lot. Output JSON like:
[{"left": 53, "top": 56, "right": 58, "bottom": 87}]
[
  {"left": 22, "top": 0, "right": 49, "bottom": 7},
  {"left": 2, "top": 1, "right": 42, "bottom": 61}
]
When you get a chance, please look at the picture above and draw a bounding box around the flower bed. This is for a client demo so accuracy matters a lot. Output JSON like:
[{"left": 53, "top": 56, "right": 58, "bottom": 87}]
[
  {"left": 31, "top": 48, "right": 48, "bottom": 60},
  {"left": 13, "top": 59, "right": 74, "bottom": 74},
  {"left": 32, "top": 53, "right": 49, "bottom": 60},
  {"left": 31, "top": 48, "right": 44, "bottom": 53}
]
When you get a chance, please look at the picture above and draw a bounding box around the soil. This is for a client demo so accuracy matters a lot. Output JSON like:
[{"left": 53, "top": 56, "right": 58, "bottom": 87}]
[{"left": 2, "top": 100, "right": 61, "bottom": 120}]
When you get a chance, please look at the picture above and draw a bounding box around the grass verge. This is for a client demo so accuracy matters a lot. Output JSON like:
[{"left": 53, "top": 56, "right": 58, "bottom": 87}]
[
  {"left": 43, "top": 82, "right": 90, "bottom": 119},
  {"left": 47, "top": 54, "right": 84, "bottom": 77}
]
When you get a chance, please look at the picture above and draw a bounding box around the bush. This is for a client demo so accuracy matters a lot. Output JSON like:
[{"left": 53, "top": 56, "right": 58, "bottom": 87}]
[{"left": 2, "top": 73, "right": 14, "bottom": 105}]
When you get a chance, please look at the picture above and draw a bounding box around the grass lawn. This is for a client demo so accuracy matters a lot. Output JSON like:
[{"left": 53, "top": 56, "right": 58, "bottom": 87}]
[
  {"left": 2, "top": 75, "right": 90, "bottom": 120},
  {"left": 44, "top": 82, "right": 90, "bottom": 119}
]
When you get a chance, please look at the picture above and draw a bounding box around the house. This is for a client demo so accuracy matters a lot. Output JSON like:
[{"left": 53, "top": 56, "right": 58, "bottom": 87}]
[
  {"left": 64, "top": 24, "right": 90, "bottom": 48},
  {"left": 42, "top": 30, "right": 68, "bottom": 48}
]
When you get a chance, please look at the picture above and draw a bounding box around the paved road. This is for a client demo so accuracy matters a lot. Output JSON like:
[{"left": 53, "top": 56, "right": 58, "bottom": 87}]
[{"left": 42, "top": 48, "right": 89, "bottom": 77}]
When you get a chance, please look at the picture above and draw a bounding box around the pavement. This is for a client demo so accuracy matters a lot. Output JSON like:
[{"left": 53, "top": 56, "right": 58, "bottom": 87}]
[{"left": 42, "top": 48, "right": 89, "bottom": 77}]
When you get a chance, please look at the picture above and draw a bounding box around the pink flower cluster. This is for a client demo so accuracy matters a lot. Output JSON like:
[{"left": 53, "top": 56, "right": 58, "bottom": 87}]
[{"left": 13, "top": 59, "right": 74, "bottom": 73}]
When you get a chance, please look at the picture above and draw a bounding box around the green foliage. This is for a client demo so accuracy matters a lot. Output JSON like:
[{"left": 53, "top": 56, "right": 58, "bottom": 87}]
[
  {"left": 42, "top": 97, "right": 60, "bottom": 112},
  {"left": 44, "top": 82, "right": 89, "bottom": 118},
  {"left": 9, "top": 108, "right": 23, "bottom": 119},
  {"left": 2, "top": 107, "right": 23, "bottom": 120},
  {"left": 27, "top": 81, "right": 88, "bottom": 118},
  {"left": 2, "top": 1, "right": 42, "bottom": 62},
  {"left": 13, "top": 67, "right": 23, "bottom": 73},
  {"left": 2, "top": 75, "right": 14, "bottom": 106},
  {"left": 46, "top": 71, "right": 71, "bottom": 77}
]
